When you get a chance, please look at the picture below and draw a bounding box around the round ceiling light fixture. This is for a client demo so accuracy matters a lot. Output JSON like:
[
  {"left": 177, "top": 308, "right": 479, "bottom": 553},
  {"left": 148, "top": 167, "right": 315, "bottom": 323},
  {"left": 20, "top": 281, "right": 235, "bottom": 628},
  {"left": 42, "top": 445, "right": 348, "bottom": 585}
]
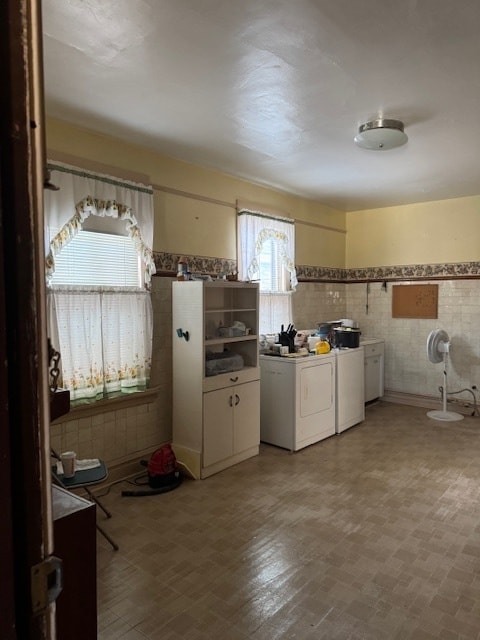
[{"left": 354, "top": 118, "right": 408, "bottom": 150}]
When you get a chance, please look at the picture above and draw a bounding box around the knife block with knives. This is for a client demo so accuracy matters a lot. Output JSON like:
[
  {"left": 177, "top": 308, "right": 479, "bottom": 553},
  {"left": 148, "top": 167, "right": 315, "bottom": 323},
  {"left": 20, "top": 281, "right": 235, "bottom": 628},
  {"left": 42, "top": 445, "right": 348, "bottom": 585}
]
[{"left": 279, "top": 324, "right": 297, "bottom": 353}]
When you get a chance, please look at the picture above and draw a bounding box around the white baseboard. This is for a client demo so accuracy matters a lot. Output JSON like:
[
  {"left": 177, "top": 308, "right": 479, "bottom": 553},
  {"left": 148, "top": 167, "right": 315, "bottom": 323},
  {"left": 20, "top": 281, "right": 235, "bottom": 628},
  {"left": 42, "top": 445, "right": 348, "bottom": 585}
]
[{"left": 382, "top": 390, "right": 474, "bottom": 415}]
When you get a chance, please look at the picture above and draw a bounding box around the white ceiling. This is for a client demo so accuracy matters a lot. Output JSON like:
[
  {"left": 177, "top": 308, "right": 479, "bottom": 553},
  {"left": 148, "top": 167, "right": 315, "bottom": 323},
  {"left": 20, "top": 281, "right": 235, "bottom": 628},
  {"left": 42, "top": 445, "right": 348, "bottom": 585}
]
[{"left": 42, "top": 0, "right": 480, "bottom": 212}]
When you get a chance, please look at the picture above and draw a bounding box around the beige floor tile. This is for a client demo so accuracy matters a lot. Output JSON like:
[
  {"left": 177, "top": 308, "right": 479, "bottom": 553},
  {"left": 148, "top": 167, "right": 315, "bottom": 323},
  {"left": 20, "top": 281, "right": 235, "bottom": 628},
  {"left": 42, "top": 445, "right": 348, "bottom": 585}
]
[{"left": 93, "top": 402, "right": 480, "bottom": 639}]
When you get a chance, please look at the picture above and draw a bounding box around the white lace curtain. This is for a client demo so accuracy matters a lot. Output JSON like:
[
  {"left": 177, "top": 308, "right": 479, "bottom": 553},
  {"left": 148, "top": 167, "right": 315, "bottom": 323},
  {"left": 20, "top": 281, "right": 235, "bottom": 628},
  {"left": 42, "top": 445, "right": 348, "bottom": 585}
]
[
  {"left": 237, "top": 207, "right": 297, "bottom": 335},
  {"left": 237, "top": 208, "right": 297, "bottom": 289},
  {"left": 44, "top": 162, "right": 156, "bottom": 286},
  {"left": 47, "top": 287, "right": 153, "bottom": 401},
  {"left": 44, "top": 162, "right": 155, "bottom": 403}
]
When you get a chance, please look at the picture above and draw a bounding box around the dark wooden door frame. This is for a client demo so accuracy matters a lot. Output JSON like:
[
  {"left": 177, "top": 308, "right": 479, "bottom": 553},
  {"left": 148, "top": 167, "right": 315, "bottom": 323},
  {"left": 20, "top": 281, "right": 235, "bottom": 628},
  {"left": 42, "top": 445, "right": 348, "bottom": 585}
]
[{"left": 0, "top": 0, "right": 53, "bottom": 638}]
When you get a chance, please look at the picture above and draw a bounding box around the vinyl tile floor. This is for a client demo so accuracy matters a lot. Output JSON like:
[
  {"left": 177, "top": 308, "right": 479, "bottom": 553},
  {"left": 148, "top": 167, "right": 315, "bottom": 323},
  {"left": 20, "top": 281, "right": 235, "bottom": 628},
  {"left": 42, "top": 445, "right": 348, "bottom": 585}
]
[{"left": 94, "top": 402, "right": 480, "bottom": 639}]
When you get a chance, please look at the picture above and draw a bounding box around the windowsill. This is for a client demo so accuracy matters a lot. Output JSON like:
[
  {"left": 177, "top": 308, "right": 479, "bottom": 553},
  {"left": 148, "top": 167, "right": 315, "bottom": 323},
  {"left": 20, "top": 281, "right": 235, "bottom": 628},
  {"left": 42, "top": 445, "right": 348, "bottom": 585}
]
[{"left": 51, "top": 386, "right": 159, "bottom": 423}]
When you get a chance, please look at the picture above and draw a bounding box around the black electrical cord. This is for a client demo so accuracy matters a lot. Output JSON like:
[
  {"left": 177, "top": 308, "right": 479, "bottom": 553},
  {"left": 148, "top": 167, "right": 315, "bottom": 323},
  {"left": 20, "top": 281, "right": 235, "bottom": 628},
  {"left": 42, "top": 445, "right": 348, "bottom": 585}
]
[
  {"left": 121, "top": 472, "right": 182, "bottom": 497},
  {"left": 440, "top": 385, "right": 480, "bottom": 417}
]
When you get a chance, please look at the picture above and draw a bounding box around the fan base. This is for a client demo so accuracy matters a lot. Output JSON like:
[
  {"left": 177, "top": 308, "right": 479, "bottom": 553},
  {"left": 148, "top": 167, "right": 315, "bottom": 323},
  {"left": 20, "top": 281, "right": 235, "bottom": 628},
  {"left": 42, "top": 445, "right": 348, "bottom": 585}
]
[{"left": 427, "top": 409, "right": 464, "bottom": 422}]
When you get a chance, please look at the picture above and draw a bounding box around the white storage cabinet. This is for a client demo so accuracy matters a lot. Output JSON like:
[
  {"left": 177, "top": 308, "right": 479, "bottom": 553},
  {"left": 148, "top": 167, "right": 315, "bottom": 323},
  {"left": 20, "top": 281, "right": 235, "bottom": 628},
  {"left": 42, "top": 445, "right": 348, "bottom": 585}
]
[
  {"left": 259, "top": 353, "right": 336, "bottom": 451},
  {"left": 172, "top": 280, "right": 260, "bottom": 478},
  {"left": 362, "top": 339, "right": 385, "bottom": 402}
]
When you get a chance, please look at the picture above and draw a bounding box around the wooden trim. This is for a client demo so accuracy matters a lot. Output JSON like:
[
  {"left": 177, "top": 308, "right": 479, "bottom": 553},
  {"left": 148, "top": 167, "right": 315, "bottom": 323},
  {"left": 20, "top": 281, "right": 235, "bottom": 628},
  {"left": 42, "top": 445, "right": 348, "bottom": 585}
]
[
  {"left": 51, "top": 386, "right": 159, "bottom": 423},
  {"left": 152, "top": 182, "right": 234, "bottom": 208},
  {"left": 236, "top": 198, "right": 290, "bottom": 218},
  {"left": 295, "top": 219, "right": 346, "bottom": 234},
  {"left": 1, "top": 0, "right": 51, "bottom": 635},
  {"left": 47, "top": 162, "right": 153, "bottom": 194},
  {"left": 47, "top": 149, "right": 151, "bottom": 186}
]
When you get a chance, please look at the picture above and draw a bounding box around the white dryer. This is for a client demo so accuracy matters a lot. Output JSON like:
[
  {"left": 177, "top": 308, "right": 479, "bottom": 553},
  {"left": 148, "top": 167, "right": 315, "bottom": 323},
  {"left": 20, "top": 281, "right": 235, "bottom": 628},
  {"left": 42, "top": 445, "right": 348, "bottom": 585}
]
[{"left": 259, "top": 353, "right": 336, "bottom": 451}]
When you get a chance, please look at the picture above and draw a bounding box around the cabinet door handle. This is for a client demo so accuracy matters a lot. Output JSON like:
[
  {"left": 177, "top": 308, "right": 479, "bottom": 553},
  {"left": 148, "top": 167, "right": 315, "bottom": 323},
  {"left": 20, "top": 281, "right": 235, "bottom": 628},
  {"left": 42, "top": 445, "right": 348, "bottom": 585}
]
[
  {"left": 229, "top": 395, "right": 233, "bottom": 407},
  {"left": 235, "top": 394, "right": 240, "bottom": 406},
  {"left": 230, "top": 376, "right": 239, "bottom": 382}
]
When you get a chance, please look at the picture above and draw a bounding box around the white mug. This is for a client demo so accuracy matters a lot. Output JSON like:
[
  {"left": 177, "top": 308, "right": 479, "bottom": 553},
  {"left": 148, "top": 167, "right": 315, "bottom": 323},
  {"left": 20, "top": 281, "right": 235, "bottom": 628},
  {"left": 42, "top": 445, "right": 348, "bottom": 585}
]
[{"left": 60, "top": 451, "right": 76, "bottom": 478}]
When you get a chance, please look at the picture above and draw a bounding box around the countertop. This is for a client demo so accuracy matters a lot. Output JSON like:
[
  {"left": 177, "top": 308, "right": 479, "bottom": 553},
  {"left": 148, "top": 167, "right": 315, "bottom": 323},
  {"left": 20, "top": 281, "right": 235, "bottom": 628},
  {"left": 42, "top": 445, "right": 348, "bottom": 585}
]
[
  {"left": 260, "top": 351, "right": 335, "bottom": 362},
  {"left": 260, "top": 339, "right": 383, "bottom": 360}
]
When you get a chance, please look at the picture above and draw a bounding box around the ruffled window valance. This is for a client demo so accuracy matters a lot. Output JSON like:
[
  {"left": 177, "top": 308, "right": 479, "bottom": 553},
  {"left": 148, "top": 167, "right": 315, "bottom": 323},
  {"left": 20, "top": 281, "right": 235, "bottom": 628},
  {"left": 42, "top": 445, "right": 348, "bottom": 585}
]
[
  {"left": 237, "top": 207, "right": 297, "bottom": 290},
  {"left": 44, "top": 162, "right": 156, "bottom": 286}
]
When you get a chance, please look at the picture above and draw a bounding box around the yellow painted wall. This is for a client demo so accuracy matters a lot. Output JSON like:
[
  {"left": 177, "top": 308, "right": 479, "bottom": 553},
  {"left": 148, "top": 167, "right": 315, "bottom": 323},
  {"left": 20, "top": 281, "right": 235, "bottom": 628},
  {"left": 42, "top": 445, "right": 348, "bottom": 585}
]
[
  {"left": 46, "top": 118, "right": 480, "bottom": 271},
  {"left": 296, "top": 222, "right": 346, "bottom": 268},
  {"left": 154, "top": 192, "right": 236, "bottom": 258},
  {"left": 46, "top": 118, "right": 346, "bottom": 266},
  {"left": 346, "top": 197, "right": 480, "bottom": 268}
]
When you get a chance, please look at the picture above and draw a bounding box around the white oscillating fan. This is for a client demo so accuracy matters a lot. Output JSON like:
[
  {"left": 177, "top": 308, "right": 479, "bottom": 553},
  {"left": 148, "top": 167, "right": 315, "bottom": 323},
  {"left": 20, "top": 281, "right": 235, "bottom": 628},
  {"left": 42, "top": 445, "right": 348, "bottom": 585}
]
[{"left": 426, "top": 329, "right": 463, "bottom": 422}]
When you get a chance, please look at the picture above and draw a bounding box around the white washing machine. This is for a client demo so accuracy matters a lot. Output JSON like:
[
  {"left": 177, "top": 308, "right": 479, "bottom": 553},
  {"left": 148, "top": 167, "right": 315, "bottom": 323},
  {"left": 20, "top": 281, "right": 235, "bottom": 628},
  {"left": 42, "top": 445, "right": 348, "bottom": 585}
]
[{"left": 333, "top": 347, "right": 365, "bottom": 433}]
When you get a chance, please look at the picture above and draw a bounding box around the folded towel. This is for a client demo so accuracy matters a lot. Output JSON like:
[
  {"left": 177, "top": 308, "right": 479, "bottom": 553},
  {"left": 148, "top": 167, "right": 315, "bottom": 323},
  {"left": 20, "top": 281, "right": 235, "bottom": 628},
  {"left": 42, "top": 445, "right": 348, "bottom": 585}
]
[{"left": 56, "top": 458, "right": 101, "bottom": 475}]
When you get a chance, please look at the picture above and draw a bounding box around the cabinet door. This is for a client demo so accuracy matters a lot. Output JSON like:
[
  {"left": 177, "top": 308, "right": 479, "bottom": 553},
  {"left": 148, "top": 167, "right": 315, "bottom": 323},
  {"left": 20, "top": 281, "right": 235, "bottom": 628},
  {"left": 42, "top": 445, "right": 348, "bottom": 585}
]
[
  {"left": 365, "top": 356, "right": 382, "bottom": 402},
  {"left": 259, "top": 359, "right": 294, "bottom": 449},
  {"left": 54, "top": 488, "right": 97, "bottom": 639},
  {"left": 203, "top": 387, "right": 234, "bottom": 467},
  {"left": 233, "top": 380, "right": 260, "bottom": 454},
  {"left": 337, "top": 349, "right": 365, "bottom": 430}
]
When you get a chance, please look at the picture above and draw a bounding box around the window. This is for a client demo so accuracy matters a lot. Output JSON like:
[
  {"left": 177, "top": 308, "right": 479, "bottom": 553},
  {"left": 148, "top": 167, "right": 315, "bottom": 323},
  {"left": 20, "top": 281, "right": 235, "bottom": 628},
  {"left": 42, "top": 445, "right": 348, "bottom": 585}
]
[
  {"left": 50, "top": 229, "right": 142, "bottom": 287},
  {"left": 258, "top": 237, "right": 289, "bottom": 293},
  {"left": 44, "top": 162, "right": 156, "bottom": 405},
  {"left": 237, "top": 208, "right": 297, "bottom": 335},
  {"left": 47, "top": 229, "right": 153, "bottom": 404}
]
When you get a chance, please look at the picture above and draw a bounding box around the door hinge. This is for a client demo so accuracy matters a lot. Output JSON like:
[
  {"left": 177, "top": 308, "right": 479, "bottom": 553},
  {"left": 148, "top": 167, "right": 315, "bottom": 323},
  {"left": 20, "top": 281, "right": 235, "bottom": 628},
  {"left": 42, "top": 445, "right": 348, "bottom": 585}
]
[{"left": 31, "top": 556, "right": 63, "bottom": 615}]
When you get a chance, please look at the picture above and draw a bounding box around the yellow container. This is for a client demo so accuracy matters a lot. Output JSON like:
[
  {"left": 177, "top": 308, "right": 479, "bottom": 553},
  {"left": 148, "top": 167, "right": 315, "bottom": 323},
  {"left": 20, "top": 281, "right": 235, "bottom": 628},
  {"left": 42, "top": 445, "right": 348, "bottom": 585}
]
[{"left": 315, "top": 340, "right": 331, "bottom": 354}]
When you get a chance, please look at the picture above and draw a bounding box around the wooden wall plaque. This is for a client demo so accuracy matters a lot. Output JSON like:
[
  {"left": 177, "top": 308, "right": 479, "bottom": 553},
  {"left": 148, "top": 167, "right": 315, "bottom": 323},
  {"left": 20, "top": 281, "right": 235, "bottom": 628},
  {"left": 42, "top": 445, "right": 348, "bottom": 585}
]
[{"left": 392, "top": 284, "right": 438, "bottom": 319}]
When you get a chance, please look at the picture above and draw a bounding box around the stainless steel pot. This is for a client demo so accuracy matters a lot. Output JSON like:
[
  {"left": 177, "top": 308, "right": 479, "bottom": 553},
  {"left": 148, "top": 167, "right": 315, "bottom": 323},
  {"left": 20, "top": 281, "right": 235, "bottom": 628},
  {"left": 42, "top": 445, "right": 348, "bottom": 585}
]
[{"left": 333, "top": 328, "right": 361, "bottom": 348}]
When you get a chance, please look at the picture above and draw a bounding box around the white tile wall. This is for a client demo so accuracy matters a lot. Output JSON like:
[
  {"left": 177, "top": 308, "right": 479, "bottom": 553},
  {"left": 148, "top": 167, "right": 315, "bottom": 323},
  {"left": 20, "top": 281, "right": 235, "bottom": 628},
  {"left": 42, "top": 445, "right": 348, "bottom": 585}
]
[
  {"left": 292, "top": 282, "right": 347, "bottom": 329},
  {"left": 292, "top": 279, "right": 480, "bottom": 403},
  {"left": 345, "top": 280, "right": 480, "bottom": 401},
  {"left": 51, "top": 276, "right": 480, "bottom": 467}
]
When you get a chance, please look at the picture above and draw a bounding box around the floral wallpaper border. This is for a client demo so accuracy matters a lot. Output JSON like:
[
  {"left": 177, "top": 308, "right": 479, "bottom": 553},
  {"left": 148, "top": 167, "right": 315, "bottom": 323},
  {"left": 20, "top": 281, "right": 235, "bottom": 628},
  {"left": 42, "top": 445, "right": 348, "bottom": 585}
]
[
  {"left": 346, "top": 261, "right": 480, "bottom": 281},
  {"left": 153, "top": 252, "right": 480, "bottom": 282},
  {"left": 296, "top": 265, "right": 348, "bottom": 281},
  {"left": 154, "top": 251, "right": 236, "bottom": 277}
]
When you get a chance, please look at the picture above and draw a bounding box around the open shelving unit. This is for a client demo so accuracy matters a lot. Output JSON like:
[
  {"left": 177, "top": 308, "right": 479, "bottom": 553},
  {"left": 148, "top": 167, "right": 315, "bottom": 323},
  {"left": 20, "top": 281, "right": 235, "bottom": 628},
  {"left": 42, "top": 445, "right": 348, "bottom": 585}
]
[{"left": 172, "top": 280, "right": 260, "bottom": 478}]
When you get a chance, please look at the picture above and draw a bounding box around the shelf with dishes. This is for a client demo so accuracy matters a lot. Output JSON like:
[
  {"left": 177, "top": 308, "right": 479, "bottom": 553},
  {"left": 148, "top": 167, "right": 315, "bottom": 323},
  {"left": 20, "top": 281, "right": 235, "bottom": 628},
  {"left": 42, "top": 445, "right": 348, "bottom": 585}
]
[{"left": 205, "top": 312, "right": 256, "bottom": 340}]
